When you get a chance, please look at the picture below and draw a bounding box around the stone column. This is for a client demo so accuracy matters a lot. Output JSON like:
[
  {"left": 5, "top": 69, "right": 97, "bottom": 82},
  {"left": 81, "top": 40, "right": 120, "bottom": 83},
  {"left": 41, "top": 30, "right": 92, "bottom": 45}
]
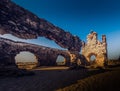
[{"left": 102, "top": 35, "right": 108, "bottom": 65}]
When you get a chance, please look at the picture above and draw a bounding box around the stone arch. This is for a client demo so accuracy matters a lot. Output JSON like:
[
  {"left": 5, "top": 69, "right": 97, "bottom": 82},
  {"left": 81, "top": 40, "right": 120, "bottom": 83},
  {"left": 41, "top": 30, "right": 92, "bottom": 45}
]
[
  {"left": 87, "top": 53, "right": 97, "bottom": 65},
  {"left": 56, "top": 53, "right": 70, "bottom": 66},
  {"left": 0, "top": 37, "right": 72, "bottom": 67},
  {"left": 0, "top": 0, "right": 82, "bottom": 52},
  {"left": 56, "top": 55, "right": 66, "bottom": 66},
  {"left": 90, "top": 55, "right": 96, "bottom": 61},
  {"left": 15, "top": 51, "right": 39, "bottom": 69},
  {"left": 88, "top": 53, "right": 97, "bottom": 61}
]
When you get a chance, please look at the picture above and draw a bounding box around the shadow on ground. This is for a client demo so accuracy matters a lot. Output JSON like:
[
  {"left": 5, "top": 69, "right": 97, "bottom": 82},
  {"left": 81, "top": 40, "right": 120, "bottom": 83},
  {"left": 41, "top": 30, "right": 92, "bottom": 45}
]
[{"left": 0, "top": 66, "right": 118, "bottom": 91}]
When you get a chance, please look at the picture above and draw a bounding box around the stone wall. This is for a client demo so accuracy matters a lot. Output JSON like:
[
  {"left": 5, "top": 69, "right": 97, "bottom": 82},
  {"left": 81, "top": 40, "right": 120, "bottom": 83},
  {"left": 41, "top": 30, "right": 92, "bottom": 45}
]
[
  {"left": 0, "top": 0, "right": 108, "bottom": 68},
  {"left": 0, "top": 37, "right": 71, "bottom": 66},
  {"left": 81, "top": 31, "right": 108, "bottom": 67}
]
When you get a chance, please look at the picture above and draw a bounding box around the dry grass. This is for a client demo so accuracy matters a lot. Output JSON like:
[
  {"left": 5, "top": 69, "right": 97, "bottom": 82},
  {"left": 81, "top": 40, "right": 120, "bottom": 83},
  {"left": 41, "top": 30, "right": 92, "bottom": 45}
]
[
  {"left": 33, "top": 66, "right": 69, "bottom": 70},
  {"left": 16, "top": 62, "right": 38, "bottom": 69},
  {"left": 57, "top": 67, "right": 120, "bottom": 91},
  {"left": 0, "top": 67, "right": 89, "bottom": 91},
  {"left": 0, "top": 65, "right": 120, "bottom": 91},
  {"left": 107, "top": 60, "right": 120, "bottom": 67}
]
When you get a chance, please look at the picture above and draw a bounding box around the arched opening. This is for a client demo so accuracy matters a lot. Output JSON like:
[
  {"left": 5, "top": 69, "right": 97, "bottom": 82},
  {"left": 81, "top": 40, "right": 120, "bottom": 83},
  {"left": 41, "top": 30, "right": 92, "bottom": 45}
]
[
  {"left": 90, "top": 55, "right": 96, "bottom": 61},
  {"left": 89, "top": 54, "right": 96, "bottom": 64},
  {"left": 56, "top": 55, "right": 66, "bottom": 66},
  {"left": 15, "top": 51, "right": 38, "bottom": 69}
]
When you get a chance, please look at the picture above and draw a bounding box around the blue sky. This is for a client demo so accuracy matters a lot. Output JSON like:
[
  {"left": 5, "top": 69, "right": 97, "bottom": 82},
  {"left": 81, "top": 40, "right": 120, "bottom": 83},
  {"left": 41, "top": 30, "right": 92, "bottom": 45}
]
[{"left": 1, "top": 0, "right": 120, "bottom": 59}]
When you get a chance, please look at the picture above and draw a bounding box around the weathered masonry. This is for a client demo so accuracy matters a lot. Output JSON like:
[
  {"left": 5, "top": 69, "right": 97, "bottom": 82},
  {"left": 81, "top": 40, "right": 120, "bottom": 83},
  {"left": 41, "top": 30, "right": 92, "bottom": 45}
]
[
  {"left": 82, "top": 31, "right": 108, "bottom": 67},
  {"left": 0, "top": 0, "right": 108, "bottom": 68}
]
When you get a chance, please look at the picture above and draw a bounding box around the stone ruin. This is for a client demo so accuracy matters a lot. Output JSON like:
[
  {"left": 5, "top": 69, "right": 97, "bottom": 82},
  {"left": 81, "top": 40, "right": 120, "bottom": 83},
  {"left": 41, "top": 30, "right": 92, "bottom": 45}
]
[
  {"left": 82, "top": 31, "right": 108, "bottom": 67},
  {"left": 0, "top": 37, "right": 71, "bottom": 66},
  {"left": 0, "top": 0, "right": 108, "bottom": 69},
  {"left": 0, "top": 0, "right": 82, "bottom": 52},
  {"left": 0, "top": 31, "right": 108, "bottom": 68}
]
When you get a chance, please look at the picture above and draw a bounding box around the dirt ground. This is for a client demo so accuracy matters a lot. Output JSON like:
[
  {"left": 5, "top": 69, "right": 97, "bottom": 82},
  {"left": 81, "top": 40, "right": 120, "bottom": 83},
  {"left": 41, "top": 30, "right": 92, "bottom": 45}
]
[
  {"left": 0, "top": 66, "right": 119, "bottom": 91},
  {"left": 0, "top": 66, "right": 88, "bottom": 91}
]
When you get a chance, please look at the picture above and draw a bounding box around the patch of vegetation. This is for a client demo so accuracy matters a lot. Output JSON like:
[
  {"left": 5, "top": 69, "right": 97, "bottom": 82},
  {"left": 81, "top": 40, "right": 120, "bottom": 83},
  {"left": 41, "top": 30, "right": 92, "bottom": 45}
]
[
  {"left": 107, "top": 59, "right": 120, "bottom": 67},
  {"left": 16, "top": 62, "right": 38, "bottom": 70}
]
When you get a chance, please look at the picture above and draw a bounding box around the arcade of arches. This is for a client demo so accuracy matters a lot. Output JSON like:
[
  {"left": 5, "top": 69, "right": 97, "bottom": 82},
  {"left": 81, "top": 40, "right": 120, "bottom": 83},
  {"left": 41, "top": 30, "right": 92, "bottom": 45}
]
[{"left": 0, "top": 0, "right": 108, "bottom": 69}]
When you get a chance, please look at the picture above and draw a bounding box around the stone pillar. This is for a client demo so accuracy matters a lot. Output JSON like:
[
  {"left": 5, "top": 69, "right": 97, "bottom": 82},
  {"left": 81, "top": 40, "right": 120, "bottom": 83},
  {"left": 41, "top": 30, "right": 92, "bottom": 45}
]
[
  {"left": 102, "top": 35, "right": 106, "bottom": 43},
  {"left": 102, "top": 35, "right": 108, "bottom": 65}
]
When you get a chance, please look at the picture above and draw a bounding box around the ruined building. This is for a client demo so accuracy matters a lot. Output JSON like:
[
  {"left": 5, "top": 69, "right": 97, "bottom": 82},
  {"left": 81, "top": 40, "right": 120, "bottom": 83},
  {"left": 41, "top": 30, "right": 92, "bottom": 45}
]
[
  {"left": 0, "top": 0, "right": 81, "bottom": 68},
  {"left": 82, "top": 31, "right": 108, "bottom": 67},
  {"left": 0, "top": 0, "right": 108, "bottom": 68}
]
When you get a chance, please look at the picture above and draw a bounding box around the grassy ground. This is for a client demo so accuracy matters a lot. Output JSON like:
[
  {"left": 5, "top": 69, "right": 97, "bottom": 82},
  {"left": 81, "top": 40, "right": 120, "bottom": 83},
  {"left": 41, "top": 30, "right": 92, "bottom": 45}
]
[{"left": 57, "top": 67, "right": 120, "bottom": 91}]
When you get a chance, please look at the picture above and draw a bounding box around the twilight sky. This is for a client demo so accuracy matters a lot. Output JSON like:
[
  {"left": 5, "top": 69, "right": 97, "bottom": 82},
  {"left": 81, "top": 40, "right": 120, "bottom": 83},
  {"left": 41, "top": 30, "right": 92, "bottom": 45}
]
[{"left": 1, "top": 0, "right": 120, "bottom": 59}]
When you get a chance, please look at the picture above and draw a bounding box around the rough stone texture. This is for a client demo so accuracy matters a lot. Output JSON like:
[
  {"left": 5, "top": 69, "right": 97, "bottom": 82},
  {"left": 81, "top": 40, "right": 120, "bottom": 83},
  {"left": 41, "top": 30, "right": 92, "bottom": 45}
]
[
  {"left": 0, "top": 0, "right": 82, "bottom": 51},
  {"left": 0, "top": 37, "right": 71, "bottom": 66},
  {"left": 81, "top": 31, "right": 108, "bottom": 67},
  {"left": 0, "top": 0, "right": 107, "bottom": 68},
  {"left": 68, "top": 51, "right": 80, "bottom": 64}
]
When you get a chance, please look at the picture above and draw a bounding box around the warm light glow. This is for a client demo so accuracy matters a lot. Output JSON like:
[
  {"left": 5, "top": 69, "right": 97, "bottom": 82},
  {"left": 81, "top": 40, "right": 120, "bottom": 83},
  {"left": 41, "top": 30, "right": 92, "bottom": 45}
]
[
  {"left": 15, "top": 51, "right": 38, "bottom": 62},
  {"left": 56, "top": 55, "right": 66, "bottom": 65}
]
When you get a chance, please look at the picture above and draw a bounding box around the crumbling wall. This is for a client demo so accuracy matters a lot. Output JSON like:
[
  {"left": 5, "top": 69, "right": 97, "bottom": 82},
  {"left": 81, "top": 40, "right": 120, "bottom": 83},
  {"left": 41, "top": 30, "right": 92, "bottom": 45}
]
[
  {"left": 0, "top": 37, "right": 70, "bottom": 66},
  {"left": 82, "top": 31, "right": 108, "bottom": 67},
  {"left": 0, "top": 0, "right": 82, "bottom": 52}
]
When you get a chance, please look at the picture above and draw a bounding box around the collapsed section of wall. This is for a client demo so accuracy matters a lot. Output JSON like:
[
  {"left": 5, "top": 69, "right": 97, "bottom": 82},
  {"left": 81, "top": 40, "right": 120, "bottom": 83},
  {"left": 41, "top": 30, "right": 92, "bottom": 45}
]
[{"left": 82, "top": 31, "right": 108, "bottom": 67}]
